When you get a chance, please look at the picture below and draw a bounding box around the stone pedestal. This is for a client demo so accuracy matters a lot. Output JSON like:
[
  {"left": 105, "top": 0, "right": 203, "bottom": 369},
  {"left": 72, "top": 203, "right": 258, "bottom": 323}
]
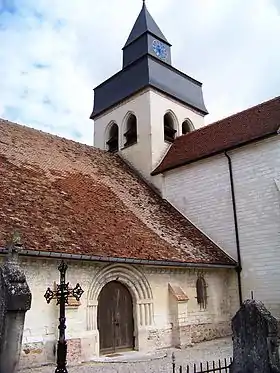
[
  {"left": 0, "top": 235, "right": 32, "bottom": 373},
  {"left": 168, "top": 283, "right": 189, "bottom": 348}
]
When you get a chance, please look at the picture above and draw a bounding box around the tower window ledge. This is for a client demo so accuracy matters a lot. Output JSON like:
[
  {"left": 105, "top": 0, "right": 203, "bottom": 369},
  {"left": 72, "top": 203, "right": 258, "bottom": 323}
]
[
  {"left": 122, "top": 141, "right": 138, "bottom": 150},
  {"left": 164, "top": 139, "right": 174, "bottom": 144}
]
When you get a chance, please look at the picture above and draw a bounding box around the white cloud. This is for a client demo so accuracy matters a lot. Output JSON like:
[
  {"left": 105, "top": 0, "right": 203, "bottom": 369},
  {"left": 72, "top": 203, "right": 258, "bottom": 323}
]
[{"left": 0, "top": 0, "right": 279, "bottom": 144}]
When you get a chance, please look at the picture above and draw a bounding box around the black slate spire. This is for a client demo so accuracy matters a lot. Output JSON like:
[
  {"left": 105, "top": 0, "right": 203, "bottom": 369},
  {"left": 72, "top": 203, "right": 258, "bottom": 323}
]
[
  {"left": 122, "top": 2, "right": 172, "bottom": 68},
  {"left": 124, "top": 1, "right": 170, "bottom": 48}
]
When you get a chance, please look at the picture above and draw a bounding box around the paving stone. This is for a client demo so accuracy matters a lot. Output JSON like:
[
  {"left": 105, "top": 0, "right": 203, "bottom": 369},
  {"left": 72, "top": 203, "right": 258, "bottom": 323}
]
[{"left": 19, "top": 337, "right": 232, "bottom": 373}]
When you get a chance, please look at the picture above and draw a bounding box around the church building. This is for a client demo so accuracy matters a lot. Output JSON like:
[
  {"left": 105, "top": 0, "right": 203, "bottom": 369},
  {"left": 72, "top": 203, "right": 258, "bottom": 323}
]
[
  {"left": 91, "top": 1, "right": 280, "bottom": 320},
  {"left": 0, "top": 1, "right": 279, "bottom": 369}
]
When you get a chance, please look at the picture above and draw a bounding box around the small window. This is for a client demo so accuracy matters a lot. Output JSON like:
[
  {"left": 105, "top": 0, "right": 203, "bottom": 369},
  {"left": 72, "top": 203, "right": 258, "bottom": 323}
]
[
  {"left": 106, "top": 123, "right": 119, "bottom": 153},
  {"left": 196, "top": 277, "right": 207, "bottom": 310},
  {"left": 182, "top": 119, "right": 194, "bottom": 135},
  {"left": 164, "top": 113, "right": 177, "bottom": 142},
  {"left": 124, "top": 114, "right": 137, "bottom": 147}
]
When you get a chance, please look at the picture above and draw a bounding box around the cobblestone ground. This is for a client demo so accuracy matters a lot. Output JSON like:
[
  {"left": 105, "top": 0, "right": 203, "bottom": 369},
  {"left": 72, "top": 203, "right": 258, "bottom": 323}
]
[{"left": 20, "top": 337, "right": 232, "bottom": 373}]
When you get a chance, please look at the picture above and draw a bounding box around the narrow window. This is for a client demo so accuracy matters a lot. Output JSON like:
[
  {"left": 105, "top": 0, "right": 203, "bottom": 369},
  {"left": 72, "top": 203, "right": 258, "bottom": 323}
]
[
  {"left": 182, "top": 119, "right": 194, "bottom": 135},
  {"left": 124, "top": 114, "right": 137, "bottom": 147},
  {"left": 106, "top": 123, "right": 119, "bottom": 153},
  {"left": 196, "top": 277, "right": 207, "bottom": 310},
  {"left": 164, "top": 113, "right": 177, "bottom": 142}
]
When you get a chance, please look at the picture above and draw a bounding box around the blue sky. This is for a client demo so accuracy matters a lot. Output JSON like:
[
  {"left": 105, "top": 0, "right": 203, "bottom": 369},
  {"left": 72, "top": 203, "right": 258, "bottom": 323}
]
[{"left": 0, "top": 0, "right": 279, "bottom": 145}]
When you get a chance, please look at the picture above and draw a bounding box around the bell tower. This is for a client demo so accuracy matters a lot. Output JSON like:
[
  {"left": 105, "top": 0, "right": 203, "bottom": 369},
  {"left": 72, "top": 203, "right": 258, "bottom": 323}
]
[{"left": 90, "top": 1, "right": 208, "bottom": 190}]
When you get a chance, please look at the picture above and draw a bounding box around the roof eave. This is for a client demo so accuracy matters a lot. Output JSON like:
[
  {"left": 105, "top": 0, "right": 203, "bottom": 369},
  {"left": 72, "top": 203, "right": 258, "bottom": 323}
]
[
  {"left": 90, "top": 83, "right": 208, "bottom": 121},
  {"left": 123, "top": 31, "right": 172, "bottom": 49},
  {"left": 0, "top": 247, "right": 237, "bottom": 269}
]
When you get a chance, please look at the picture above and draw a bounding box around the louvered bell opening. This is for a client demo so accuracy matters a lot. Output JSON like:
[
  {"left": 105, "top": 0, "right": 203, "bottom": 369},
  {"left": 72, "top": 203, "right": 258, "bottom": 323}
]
[
  {"left": 124, "top": 127, "right": 137, "bottom": 147},
  {"left": 107, "top": 123, "right": 119, "bottom": 153},
  {"left": 107, "top": 136, "right": 118, "bottom": 153},
  {"left": 124, "top": 114, "right": 137, "bottom": 148},
  {"left": 182, "top": 119, "right": 194, "bottom": 135},
  {"left": 164, "top": 125, "right": 177, "bottom": 143}
]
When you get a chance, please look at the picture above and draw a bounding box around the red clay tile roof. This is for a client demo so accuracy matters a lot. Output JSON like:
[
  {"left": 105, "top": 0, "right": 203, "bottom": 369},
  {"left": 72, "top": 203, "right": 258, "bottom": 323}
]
[
  {"left": 153, "top": 96, "right": 280, "bottom": 175},
  {"left": 0, "top": 119, "right": 235, "bottom": 266}
]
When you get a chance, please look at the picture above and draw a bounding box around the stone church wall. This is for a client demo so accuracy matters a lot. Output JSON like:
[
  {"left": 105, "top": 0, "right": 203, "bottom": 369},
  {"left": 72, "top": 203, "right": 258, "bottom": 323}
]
[
  {"left": 163, "top": 136, "right": 280, "bottom": 318},
  {"left": 145, "top": 265, "right": 238, "bottom": 348},
  {"left": 0, "top": 256, "right": 238, "bottom": 368},
  {"left": 163, "top": 154, "right": 237, "bottom": 260}
]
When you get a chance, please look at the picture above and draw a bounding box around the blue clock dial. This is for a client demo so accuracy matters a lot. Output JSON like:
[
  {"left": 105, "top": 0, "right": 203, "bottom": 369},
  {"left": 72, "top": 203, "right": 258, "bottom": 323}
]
[{"left": 152, "top": 40, "right": 167, "bottom": 60}]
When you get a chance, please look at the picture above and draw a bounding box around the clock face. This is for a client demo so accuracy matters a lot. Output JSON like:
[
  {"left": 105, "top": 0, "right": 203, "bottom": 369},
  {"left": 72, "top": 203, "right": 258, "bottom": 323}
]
[{"left": 152, "top": 40, "right": 167, "bottom": 60}]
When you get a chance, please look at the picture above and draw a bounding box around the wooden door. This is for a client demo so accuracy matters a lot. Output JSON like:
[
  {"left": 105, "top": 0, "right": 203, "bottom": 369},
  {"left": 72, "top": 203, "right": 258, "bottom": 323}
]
[{"left": 97, "top": 281, "right": 134, "bottom": 354}]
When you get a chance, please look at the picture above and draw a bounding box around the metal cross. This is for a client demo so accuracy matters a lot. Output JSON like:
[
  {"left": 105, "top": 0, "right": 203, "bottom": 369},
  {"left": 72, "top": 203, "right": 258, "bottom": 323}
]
[{"left": 44, "top": 260, "right": 84, "bottom": 373}]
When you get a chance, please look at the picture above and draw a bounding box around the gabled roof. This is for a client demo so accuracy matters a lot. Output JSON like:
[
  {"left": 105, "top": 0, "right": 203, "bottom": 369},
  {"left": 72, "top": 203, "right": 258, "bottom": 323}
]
[
  {"left": 152, "top": 96, "right": 280, "bottom": 175},
  {"left": 0, "top": 119, "right": 235, "bottom": 267},
  {"left": 124, "top": 2, "right": 170, "bottom": 48}
]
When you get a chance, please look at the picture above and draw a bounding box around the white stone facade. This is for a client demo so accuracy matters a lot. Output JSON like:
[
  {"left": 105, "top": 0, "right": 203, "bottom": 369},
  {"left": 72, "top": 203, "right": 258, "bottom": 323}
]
[
  {"left": 93, "top": 88, "right": 205, "bottom": 190},
  {"left": 11, "top": 257, "right": 238, "bottom": 368},
  {"left": 162, "top": 136, "right": 280, "bottom": 317},
  {"left": 162, "top": 154, "right": 237, "bottom": 260}
]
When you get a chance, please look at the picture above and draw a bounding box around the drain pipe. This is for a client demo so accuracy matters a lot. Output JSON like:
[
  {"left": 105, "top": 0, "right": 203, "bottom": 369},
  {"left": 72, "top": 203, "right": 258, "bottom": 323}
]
[{"left": 225, "top": 151, "right": 243, "bottom": 307}]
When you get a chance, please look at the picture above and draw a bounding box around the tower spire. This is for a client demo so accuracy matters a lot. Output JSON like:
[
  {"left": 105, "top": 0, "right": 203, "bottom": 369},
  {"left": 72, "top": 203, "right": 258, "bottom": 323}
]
[
  {"left": 91, "top": 0, "right": 208, "bottom": 123},
  {"left": 123, "top": 1, "right": 170, "bottom": 48}
]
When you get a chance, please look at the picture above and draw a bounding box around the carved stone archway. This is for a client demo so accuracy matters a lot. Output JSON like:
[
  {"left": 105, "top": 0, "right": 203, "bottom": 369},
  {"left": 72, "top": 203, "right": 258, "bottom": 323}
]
[{"left": 87, "top": 264, "right": 154, "bottom": 354}]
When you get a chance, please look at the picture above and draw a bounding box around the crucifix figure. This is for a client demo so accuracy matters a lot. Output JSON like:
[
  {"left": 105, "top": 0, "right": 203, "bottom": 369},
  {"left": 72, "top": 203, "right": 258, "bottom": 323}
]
[{"left": 44, "top": 261, "right": 84, "bottom": 373}]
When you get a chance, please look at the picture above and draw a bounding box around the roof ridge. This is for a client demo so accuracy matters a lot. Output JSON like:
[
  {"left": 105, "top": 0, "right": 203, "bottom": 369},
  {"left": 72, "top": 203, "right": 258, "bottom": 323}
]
[
  {"left": 207, "top": 95, "right": 280, "bottom": 128},
  {"left": 0, "top": 118, "right": 103, "bottom": 154},
  {"left": 174, "top": 95, "right": 280, "bottom": 143}
]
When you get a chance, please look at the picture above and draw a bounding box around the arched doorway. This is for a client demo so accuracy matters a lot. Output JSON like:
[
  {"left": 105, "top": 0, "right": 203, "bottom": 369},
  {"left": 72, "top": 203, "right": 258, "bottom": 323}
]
[{"left": 97, "top": 281, "right": 134, "bottom": 354}]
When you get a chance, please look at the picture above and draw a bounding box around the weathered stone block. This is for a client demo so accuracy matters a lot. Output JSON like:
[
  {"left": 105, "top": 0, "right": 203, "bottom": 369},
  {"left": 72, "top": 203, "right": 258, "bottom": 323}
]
[
  {"left": 19, "top": 341, "right": 47, "bottom": 369},
  {"left": 67, "top": 338, "right": 82, "bottom": 364},
  {"left": 191, "top": 321, "right": 231, "bottom": 343},
  {"left": 0, "top": 237, "right": 32, "bottom": 373},
  {"left": 231, "top": 299, "right": 280, "bottom": 373}
]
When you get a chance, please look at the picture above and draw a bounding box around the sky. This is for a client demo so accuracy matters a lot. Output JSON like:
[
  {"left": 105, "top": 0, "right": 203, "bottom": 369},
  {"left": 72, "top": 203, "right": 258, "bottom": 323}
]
[{"left": 0, "top": 0, "right": 279, "bottom": 145}]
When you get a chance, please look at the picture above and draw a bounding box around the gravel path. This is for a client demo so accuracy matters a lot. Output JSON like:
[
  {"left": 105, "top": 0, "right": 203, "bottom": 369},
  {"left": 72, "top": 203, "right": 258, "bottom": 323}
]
[{"left": 19, "top": 337, "right": 232, "bottom": 373}]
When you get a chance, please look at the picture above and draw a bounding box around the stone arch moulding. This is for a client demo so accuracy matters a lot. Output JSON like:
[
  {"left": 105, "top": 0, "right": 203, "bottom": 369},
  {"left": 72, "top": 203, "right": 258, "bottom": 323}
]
[
  {"left": 87, "top": 264, "right": 154, "bottom": 332},
  {"left": 121, "top": 111, "right": 138, "bottom": 148},
  {"left": 104, "top": 120, "right": 119, "bottom": 151}
]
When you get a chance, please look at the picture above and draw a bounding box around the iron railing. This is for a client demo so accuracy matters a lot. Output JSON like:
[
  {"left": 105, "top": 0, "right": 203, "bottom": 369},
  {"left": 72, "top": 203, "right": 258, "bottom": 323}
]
[{"left": 172, "top": 353, "right": 232, "bottom": 373}]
